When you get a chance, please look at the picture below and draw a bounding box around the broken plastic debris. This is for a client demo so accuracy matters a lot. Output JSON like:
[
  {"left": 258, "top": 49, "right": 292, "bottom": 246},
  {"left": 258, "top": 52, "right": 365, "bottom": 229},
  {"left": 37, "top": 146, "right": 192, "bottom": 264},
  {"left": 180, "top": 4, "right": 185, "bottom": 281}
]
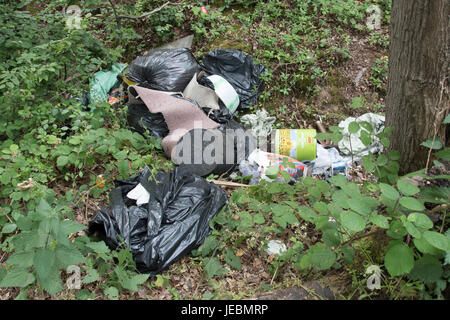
[
  {"left": 265, "top": 240, "right": 287, "bottom": 256},
  {"left": 126, "top": 183, "right": 150, "bottom": 205}
]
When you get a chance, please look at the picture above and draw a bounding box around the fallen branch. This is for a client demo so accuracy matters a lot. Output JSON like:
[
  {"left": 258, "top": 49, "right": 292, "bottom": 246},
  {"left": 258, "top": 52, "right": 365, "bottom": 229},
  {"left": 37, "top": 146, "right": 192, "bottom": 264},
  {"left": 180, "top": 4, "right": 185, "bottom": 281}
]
[{"left": 117, "top": 1, "right": 186, "bottom": 20}]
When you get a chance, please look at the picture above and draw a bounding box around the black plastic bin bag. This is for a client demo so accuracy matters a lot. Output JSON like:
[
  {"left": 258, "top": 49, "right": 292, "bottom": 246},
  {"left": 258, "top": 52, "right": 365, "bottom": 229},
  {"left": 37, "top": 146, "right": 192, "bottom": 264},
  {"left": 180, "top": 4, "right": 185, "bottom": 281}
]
[
  {"left": 200, "top": 49, "right": 266, "bottom": 109},
  {"left": 126, "top": 48, "right": 201, "bottom": 92},
  {"left": 88, "top": 167, "right": 228, "bottom": 275}
]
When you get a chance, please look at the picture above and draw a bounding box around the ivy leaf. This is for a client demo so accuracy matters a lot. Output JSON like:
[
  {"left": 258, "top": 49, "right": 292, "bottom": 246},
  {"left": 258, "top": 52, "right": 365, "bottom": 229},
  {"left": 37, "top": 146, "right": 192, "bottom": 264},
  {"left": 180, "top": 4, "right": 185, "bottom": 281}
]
[
  {"left": 340, "top": 211, "right": 366, "bottom": 232},
  {"left": 397, "top": 179, "right": 420, "bottom": 196},
  {"left": 0, "top": 268, "right": 35, "bottom": 288},
  {"left": 384, "top": 243, "right": 414, "bottom": 276}
]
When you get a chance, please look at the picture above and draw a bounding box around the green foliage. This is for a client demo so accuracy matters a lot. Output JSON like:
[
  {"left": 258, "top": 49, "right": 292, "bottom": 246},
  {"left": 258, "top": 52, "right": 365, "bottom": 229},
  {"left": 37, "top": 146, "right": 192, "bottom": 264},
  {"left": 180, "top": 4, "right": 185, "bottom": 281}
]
[{"left": 369, "top": 56, "right": 389, "bottom": 93}]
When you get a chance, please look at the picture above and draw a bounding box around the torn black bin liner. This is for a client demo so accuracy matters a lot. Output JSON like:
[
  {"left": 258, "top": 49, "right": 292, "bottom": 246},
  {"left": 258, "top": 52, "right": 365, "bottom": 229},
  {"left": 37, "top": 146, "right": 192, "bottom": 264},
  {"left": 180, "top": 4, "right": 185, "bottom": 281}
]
[
  {"left": 126, "top": 103, "right": 169, "bottom": 139},
  {"left": 126, "top": 48, "right": 201, "bottom": 92},
  {"left": 88, "top": 167, "right": 228, "bottom": 275},
  {"left": 200, "top": 49, "right": 266, "bottom": 109}
]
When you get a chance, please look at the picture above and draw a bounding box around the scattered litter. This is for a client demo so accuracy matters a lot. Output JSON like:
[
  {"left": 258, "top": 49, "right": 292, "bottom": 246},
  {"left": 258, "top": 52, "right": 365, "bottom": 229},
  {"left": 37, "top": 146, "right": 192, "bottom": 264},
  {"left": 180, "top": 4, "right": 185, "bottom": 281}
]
[
  {"left": 89, "top": 63, "right": 127, "bottom": 104},
  {"left": 265, "top": 240, "right": 287, "bottom": 256},
  {"left": 338, "top": 113, "right": 385, "bottom": 156},
  {"left": 126, "top": 183, "right": 150, "bottom": 206},
  {"left": 200, "top": 49, "right": 266, "bottom": 109},
  {"left": 271, "top": 129, "right": 317, "bottom": 161},
  {"left": 207, "top": 74, "right": 240, "bottom": 114},
  {"left": 183, "top": 73, "right": 220, "bottom": 110},
  {"left": 240, "top": 108, "right": 276, "bottom": 139},
  {"left": 126, "top": 48, "right": 201, "bottom": 92},
  {"left": 354, "top": 67, "right": 367, "bottom": 88},
  {"left": 88, "top": 167, "right": 228, "bottom": 275},
  {"left": 96, "top": 175, "right": 105, "bottom": 188},
  {"left": 311, "top": 144, "right": 351, "bottom": 178},
  {"left": 240, "top": 149, "right": 310, "bottom": 185}
]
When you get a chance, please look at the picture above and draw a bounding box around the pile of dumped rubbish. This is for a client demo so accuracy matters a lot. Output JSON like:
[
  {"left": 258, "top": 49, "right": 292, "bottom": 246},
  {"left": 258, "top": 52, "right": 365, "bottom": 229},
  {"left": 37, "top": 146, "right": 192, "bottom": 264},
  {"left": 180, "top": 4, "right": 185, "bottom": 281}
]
[{"left": 85, "top": 36, "right": 386, "bottom": 275}]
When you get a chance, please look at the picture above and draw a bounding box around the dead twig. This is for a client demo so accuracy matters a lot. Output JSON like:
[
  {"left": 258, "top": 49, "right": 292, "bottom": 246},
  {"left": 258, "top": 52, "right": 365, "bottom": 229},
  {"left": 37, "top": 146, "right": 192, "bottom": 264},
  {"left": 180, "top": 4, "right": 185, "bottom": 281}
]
[
  {"left": 208, "top": 180, "right": 249, "bottom": 188},
  {"left": 117, "top": 1, "right": 186, "bottom": 20},
  {"left": 0, "top": 206, "right": 12, "bottom": 224}
]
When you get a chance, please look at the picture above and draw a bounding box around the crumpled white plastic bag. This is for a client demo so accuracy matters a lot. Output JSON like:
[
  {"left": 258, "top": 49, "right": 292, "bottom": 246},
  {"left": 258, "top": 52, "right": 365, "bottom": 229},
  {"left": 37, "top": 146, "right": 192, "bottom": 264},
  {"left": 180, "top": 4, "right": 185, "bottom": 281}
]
[{"left": 337, "top": 113, "right": 385, "bottom": 156}]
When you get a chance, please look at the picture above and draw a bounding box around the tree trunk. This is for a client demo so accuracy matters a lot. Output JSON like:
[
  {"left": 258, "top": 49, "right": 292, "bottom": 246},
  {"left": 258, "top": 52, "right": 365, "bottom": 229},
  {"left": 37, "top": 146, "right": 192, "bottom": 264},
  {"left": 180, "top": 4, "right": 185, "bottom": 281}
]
[{"left": 385, "top": 0, "right": 449, "bottom": 174}]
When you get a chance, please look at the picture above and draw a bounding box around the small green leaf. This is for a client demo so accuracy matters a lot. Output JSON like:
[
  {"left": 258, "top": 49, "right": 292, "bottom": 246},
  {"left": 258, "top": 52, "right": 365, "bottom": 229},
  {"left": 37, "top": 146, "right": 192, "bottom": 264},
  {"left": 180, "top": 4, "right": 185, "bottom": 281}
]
[
  {"left": 309, "top": 243, "right": 336, "bottom": 270},
  {"left": 379, "top": 183, "right": 399, "bottom": 201},
  {"left": 408, "top": 255, "right": 443, "bottom": 284},
  {"left": 57, "top": 156, "right": 69, "bottom": 168},
  {"left": 34, "top": 249, "right": 56, "bottom": 280},
  {"left": 86, "top": 241, "right": 110, "bottom": 254},
  {"left": 421, "top": 137, "right": 443, "bottom": 150},
  {"left": 81, "top": 269, "right": 99, "bottom": 284},
  {"left": 204, "top": 257, "right": 228, "bottom": 278},
  {"left": 423, "top": 231, "right": 450, "bottom": 251},
  {"left": 348, "top": 121, "right": 360, "bottom": 134},
  {"left": 224, "top": 249, "right": 242, "bottom": 270},
  {"left": 265, "top": 166, "right": 280, "bottom": 180},
  {"left": 384, "top": 243, "right": 414, "bottom": 276},
  {"left": 397, "top": 179, "right": 420, "bottom": 196},
  {"left": 105, "top": 286, "right": 119, "bottom": 300},
  {"left": 403, "top": 221, "right": 421, "bottom": 238},
  {"left": 2, "top": 223, "right": 17, "bottom": 233},
  {"left": 369, "top": 214, "right": 390, "bottom": 229},
  {"left": 435, "top": 148, "right": 450, "bottom": 161},
  {"left": 36, "top": 199, "right": 52, "bottom": 217},
  {"left": 407, "top": 213, "right": 433, "bottom": 230},
  {"left": 399, "top": 197, "right": 425, "bottom": 212},
  {"left": 0, "top": 268, "right": 35, "bottom": 288},
  {"left": 340, "top": 211, "right": 366, "bottom": 232}
]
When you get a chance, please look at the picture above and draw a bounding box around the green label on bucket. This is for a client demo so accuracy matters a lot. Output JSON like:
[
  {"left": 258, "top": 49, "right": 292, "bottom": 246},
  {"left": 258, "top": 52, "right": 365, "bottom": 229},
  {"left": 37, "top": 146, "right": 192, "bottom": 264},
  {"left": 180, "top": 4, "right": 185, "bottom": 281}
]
[{"left": 274, "top": 129, "right": 317, "bottom": 161}]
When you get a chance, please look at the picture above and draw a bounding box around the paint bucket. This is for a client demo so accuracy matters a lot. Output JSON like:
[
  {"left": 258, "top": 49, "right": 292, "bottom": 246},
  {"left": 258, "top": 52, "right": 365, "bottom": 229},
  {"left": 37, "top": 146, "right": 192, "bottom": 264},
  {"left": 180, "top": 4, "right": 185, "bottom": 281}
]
[{"left": 271, "top": 129, "right": 317, "bottom": 161}]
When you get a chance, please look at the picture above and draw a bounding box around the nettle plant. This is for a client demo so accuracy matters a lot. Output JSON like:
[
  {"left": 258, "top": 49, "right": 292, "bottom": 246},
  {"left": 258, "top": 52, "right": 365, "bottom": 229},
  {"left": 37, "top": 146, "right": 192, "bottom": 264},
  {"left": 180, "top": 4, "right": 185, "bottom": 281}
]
[
  {"left": 197, "top": 122, "right": 449, "bottom": 298},
  {"left": 0, "top": 197, "right": 150, "bottom": 299}
]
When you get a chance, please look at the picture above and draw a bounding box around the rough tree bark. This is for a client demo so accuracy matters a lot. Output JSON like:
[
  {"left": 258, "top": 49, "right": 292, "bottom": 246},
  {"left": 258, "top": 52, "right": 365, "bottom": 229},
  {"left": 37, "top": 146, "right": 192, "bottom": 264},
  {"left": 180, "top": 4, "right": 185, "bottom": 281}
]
[{"left": 385, "top": 0, "right": 449, "bottom": 174}]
